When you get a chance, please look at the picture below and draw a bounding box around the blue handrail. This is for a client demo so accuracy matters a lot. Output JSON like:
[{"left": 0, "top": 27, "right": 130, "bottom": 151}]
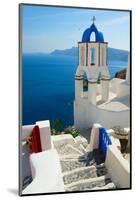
[{"left": 99, "top": 127, "right": 112, "bottom": 160}]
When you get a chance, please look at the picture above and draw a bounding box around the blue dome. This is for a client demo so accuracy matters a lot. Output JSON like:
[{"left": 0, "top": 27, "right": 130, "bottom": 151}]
[{"left": 82, "top": 23, "right": 104, "bottom": 42}]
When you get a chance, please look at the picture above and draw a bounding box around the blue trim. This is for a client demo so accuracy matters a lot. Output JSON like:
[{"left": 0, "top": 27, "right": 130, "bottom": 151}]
[
  {"left": 99, "top": 127, "right": 112, "bottom": 160},
  {"left": 82, "top": 23, "right": 104, "bottom": 42}
]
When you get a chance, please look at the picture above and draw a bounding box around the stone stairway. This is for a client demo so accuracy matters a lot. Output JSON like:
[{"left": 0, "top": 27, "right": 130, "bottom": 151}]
[{"left": 52, "top": 134, "right": 116, "bottom": 192}]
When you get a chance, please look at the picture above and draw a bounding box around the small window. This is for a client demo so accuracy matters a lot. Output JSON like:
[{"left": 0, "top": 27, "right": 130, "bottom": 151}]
[
  {"left": 83, "top": 73, "right": 88, "bottom": 92},
  {"left": 90, "top": 47, "right": 95, "bottom": 65},
  {"left": 97, "top": 72, "right": 101, "bottom": 84}
]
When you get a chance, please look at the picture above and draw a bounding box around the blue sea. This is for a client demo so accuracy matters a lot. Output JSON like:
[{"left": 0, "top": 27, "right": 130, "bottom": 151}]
[{"left": 22, "top": 54, "right": 127, "bottom": 127}]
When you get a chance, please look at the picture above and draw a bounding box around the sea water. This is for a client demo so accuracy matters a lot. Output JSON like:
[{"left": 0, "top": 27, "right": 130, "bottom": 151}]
[{"left": 22, "top": 54, "right": 128, "bottom": 127}]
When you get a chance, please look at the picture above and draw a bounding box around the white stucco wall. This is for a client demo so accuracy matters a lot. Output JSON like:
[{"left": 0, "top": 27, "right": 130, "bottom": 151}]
[
  {"left": 78, "top": 42, "right": 108, "bottom": 69},
  {"left": 109, "top": 78, "right": 130, "bottom": 98},
  {"left": 75, "top": 78, "right": 83, "bottom": 99},
  {"left": 79, "top": 43, "right": 86, "bottom": 66},
  {"left": 97, "top": 83, "right": 101, "bottom": 95},
  {"left": 101, "top": 79, "right": 110, "bottom": 101},
  {"left": 88, "top": 81, "right": 97, "bottom": 104},
  {"left": 21, "top": 120, "right": 52, "bottom": 188},
  {"left": 36, "top": 120, "right": 52, "bottom": 151},
  {"left": 74, "top": 98, "right": 130, "bottom": 129},
  {"left": 117, "top": 80, "right": 130, "bottom": 98},
  {"left": 105, "top": 145, "right": 130, "bottom": 188},
  {"left": 22, "top": 149, "right": 65, "bottom": 194},
  {"left": 88, "top": 124, "right": 130, "bottom": 188},
  {"left": 89, "top": 124, "right": 102, "bottom": 151},
  {"left": 109, "top": 78, "right": 122, "bottom": 94},
  {"left": 100, "top": 43, "right": 107, "bottom": 67}
]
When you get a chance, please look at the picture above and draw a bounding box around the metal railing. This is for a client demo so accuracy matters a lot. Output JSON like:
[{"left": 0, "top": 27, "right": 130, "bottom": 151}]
[{"left": 99, "top": 127, "right": 112, "bottom": 160}]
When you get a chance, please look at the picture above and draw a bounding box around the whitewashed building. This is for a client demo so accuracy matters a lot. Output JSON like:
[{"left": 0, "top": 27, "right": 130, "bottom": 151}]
[{"left": 74, "top": 19, "right": 130, "bottom": 129}]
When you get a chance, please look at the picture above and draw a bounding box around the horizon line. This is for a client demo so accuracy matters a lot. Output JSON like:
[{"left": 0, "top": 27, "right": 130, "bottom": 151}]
[{"left": 22, "top": 46, "right": 129, "bottom": 54}]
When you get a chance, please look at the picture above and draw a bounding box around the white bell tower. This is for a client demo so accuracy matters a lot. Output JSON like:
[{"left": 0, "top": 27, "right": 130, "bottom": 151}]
[{"left": 75, "top": 17, "right": 110, "bottom": 105}]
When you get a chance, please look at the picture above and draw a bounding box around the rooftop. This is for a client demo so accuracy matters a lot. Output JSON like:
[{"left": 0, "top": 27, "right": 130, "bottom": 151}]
[{"left": 82, "top": 17, "right": 104, "bottom": 43}]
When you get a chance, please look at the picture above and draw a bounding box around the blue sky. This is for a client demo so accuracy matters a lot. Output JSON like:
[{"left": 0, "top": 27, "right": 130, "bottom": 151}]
[{"left": 22, "top": 5, "right": 130, "bottom": 53}]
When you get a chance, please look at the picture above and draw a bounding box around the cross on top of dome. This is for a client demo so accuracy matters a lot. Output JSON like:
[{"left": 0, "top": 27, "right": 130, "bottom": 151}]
[
  {"left": 82, "top": 16, "right": 104, "bottom": 43},
  {"left": 91, "top": 16, "right": 96, "bottom": 23}
]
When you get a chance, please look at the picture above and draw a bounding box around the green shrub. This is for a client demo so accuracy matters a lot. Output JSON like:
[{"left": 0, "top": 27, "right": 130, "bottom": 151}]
[
  {"left": 64, "top": 126, "right": 80, "bottom": 138},
  {"left": 50, "top": 119, "right": 64, "bottom": 135}
]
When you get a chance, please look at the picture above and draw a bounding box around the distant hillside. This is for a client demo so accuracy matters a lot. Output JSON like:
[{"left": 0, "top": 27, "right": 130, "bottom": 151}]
[
  {"left": 108, "top": 48, "right": 128, "bottom": 62},
  {"left": 115, "top": 68, "right": 127, "bottom": 79},
  {"left": 51, "top": 47, "right": 128, "bottom": 62},
  {"left": 51, "top": 47, "right": 77, "bottom": 57}
]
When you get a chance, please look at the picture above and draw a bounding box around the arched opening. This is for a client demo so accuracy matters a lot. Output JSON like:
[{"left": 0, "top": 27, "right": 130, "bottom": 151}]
[
  {"left": 83, "top": 72, "right": 88, "bottom": 98},
  {"left": 97, "top": 71, "right": 102, "bottom": 84},
  {"left": 97, "top": 71, "right": 102, "bottom": 96},
  {"left": 90, "top": 47, "right": 95, "bottom": 65},
  {"left": 90, "top": 32, "right": 96, "bottom": 41}
]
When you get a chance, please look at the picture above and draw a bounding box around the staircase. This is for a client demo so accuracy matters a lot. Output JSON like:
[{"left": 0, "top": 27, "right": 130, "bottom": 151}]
[{"left": 52, "top": 134, "right": 116, "bottom": 192}]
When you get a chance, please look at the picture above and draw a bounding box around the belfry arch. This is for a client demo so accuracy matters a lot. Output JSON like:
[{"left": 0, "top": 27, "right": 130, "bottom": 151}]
[{"left": 75, "top": 19, "right": 110, "bottom": 105}]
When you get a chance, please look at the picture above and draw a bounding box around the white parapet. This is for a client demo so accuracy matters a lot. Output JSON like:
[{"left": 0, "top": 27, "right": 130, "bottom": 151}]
[
  {"left": 89, "top": 123, "right": 102, "bottom": 152},
  {"left": 22, "top": 149, "right": 65, "bottom": 194},
  {"left": 88, "top": 124, "right": 130, "bottom": 188},
  {"left": 36, "top": 120, "right": 52, "bottom": 151},
  {"left": 117, "top": 80, "right": 130, "bottom": 98},
  {"left": 110, "top": 136, "right": 121, "bottom": 150},
  {"left": 21, "top": 120, "right": 52, "bottom": 187},
  {"left": 22, "top": 120, "right": 52, "bottom": 151},
  {"left": 74, "top": 97, "right": 130, "bottom": 129},
  {"left": 51, "top": 134, "right": 75, "bottom": 147},
  {"left": 88, "top": 79, "right": 97, "bottom": 105},
  {"left": 105, "top": 145, "right": 130, "bottom": 188}
]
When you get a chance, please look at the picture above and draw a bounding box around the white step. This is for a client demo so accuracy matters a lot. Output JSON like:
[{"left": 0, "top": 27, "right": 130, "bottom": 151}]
[
  {"left": 63, "top": 166, "right": 97, "bottom": 185},
  {"left": 60, "top": 157, "right": 88, "bottom": 172},
  {"left": 92, "top": 182, "right": 116, "bottom": 190},
  {"left": 55, "top": 144, "right": 83, "bottom": 156},
  {"left": 52, "top": 134, "right": 116, "bottom": 191},
  {"left": 65, "top": 175, "right": 112, "bottom": 191}
]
